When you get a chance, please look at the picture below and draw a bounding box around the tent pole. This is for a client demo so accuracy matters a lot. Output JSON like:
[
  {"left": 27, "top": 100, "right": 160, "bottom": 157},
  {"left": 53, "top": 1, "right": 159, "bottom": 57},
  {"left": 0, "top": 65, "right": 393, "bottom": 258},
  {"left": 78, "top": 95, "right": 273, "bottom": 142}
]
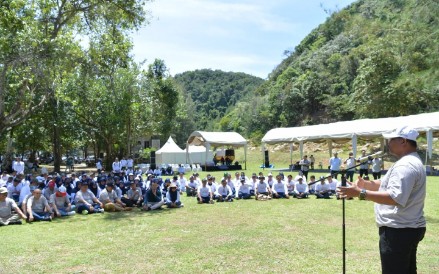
[
  {"left": 244, "top": 145, "right": 247, "bottom": 170},
  {"left": 262, "top": 143, "right": 265, "bottom": 169}
]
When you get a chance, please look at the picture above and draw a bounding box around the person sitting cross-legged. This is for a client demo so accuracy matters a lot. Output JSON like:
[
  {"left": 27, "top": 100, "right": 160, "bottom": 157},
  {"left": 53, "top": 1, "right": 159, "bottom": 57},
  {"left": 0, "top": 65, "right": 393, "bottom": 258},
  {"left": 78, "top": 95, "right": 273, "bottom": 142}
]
[
  {"left": 293, "top": 177, "right": 309, "bottom": 199},
  {"left": 286, "top": 174, "right": 295, "bottom": 197},
  {"left": 315, "top": 176, "right": 331, "bottom": 199},
  {"left": 50, "top": 186, "right": 76, "bottom": 217},
  {"left": 255, "top": 176, "right": 272, "bottom": 200},
  {"left": 99, "top": 181, "right": 131, "bottom": 212},
  {"left": 272, "top": 175, "right": 289, "bottom": 199},
  {"left": 186, "top": 176, "right": 198, "bottom": 197},
  {"left": 142, "top": 179, "right": 165, "bottom": 211},
  {"left": 75, "top": 182, "right": 104, "bottom": 214},
  {"left": 197, "top": 178, "right": 214, "bottom": 204},
  {"left": 27, "top": 188, "right": 54, "bottom": 222},
  {"left": 122, "top": 181, "right": 143, "bottom": 208},
  {"left": 0, "top": 187, "right": 26, "bottom": 226},
  {"left": 166, "top": 183, "right": 183, "bottom": 208},
  {"left": 237, "top": 177, "right": 251, "bottom": 199},
  {"left": 217, "top": 179, "right": 234, "bottom": 202}
]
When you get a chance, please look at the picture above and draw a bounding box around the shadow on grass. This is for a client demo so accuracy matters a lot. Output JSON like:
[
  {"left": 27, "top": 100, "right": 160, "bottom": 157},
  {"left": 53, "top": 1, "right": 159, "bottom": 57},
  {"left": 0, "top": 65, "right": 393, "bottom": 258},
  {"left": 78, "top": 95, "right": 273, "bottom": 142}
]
[
  {"left": 101, "top": 207, "right": 177, "bottom": 221},
  {"left": 426, "top": 215, "right": 439, "bottom": 224}
]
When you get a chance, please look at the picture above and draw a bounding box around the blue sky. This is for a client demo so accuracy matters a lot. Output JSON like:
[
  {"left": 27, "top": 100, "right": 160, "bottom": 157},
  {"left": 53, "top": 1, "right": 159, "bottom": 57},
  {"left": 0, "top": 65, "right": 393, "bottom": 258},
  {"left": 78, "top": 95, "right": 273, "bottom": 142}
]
[{"left": 132, "top": 0, "right": 356, "bottom": 79}]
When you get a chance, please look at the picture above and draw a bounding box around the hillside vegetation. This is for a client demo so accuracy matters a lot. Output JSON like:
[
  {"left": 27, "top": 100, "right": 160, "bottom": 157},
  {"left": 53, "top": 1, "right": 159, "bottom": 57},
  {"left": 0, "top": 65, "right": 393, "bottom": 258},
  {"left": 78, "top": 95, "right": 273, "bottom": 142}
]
[
  {"left": 215, "top": 0, "right": 439, "bottom": 141},
  {"left": 174, "top": 69, "right": 264, "bottom": 131}
]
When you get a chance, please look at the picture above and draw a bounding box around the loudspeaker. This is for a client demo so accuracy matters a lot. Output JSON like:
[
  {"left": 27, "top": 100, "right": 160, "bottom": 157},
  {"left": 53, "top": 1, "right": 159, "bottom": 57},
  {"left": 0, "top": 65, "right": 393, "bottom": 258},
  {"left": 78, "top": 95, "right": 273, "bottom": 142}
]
[
  {"left": 264, "top": 150, "right": 269, "bottom": 167},
  {"left": 150, "top": 151, "right": 156, "bottom": 165}
]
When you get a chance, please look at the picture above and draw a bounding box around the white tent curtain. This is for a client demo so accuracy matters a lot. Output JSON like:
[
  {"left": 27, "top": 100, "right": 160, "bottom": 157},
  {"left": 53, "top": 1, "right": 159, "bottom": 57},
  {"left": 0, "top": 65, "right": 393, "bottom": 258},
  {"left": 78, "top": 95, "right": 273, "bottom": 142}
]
[
  {"left": 352, "top": 134, "right": 357, "bottom": 158},
  {"left": 427, "top": 129, "right": 433, "bottom": 160}
]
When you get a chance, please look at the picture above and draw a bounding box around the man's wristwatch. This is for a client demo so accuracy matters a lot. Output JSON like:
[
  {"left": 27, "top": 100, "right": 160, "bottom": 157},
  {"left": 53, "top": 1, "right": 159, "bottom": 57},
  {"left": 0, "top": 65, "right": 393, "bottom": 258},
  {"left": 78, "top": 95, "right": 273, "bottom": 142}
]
[{"left": 359, "top": 189, "right": 367, "bottom": 200}]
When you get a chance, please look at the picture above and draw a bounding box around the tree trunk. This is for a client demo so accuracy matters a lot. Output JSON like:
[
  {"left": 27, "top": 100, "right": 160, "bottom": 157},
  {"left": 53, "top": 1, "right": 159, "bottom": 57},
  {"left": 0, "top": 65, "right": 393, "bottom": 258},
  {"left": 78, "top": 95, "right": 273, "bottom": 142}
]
[
  {"left": 105, "top": 141, "right": 113, "bottom": 173},
  {"left": 2, "top": 132, "right": 14, "bottom": 173},
  {"left": 52, "top": 97, "right": 61, "bottom": 173}
]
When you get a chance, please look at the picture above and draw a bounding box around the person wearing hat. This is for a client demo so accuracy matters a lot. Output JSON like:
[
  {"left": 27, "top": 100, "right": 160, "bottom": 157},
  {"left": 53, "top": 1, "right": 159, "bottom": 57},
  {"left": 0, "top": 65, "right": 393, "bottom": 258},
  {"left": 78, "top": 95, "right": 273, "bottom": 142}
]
[
  {"left": 338, "top": 126, "right": 426, "bottom": 274},
  {"left": 329, "top": 152, "right": 342, "bottom": 179},
  {"left": 26, "top": 187, "right": 54, "bottom": 222},
  {"left": 162, "top": 178, "right": 172, "bottom": 198},
  {"left": 166, "top": 183, "right": 183, "bottom": 208},
  {"left": 0, "top": 187, "right": 26, "bottom": 225},
  {"left": 315, "top": 176, "right": 331, "bottom": 199},
  {"left": 293, "top": 177, "right": 309, "bottom": 199},
  {"left": 142, "top": 178, "right": 165, "bottom": 211},
  {"left": 217, "top": 179, "right": 234, "bottom": 202},
  {"left": 266, "top": 173, "right": 275, "bottom": 189},
  {"left": 197, "top": 178, "right": 214, "bottom": 204},
  {"left": 122, "top": 180, "right": 143, "bottom": 208},
  {"left": 99, "top": 182, "right": 130, "bottom": 212},
  {"left": 75, "top": 181, "right": 104, "bottom": 214},
  {"left": 49, "top": 186, "right": 75, "bottom": 217},
  {"left": 43, "top": 180, "right": 57, "bottom": 201}
]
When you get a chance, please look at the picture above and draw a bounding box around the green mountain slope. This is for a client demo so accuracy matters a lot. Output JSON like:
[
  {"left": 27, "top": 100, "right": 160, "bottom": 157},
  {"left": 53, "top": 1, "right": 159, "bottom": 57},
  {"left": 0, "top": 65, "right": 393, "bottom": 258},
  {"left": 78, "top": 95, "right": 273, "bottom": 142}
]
[
  {"left": 173, "top": 69, "right": 264, "bottom": 131},
  {"left": 219, "top": 0, "right": 439, "bottom": 141}
]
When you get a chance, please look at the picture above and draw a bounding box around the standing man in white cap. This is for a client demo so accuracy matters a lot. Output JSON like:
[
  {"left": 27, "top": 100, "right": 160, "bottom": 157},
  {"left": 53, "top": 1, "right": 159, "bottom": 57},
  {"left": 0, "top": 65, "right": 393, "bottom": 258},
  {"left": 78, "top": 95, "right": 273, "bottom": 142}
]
[{"left": 338, "top": 126, "right": 426, "bottom": 274}]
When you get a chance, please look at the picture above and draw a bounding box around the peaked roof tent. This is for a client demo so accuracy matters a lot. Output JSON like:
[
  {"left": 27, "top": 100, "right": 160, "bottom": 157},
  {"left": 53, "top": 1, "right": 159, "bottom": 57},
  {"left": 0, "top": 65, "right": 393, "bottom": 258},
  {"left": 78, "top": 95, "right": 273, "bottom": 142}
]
[
  {"left": 156, "top": 136, "right": 184, "bottom": 153},
  {"left": 261, "top": 112, "right": 439, "bottom": 163},
  {"left": 186, "top": 131, "right": 248, "bottom": 169}
]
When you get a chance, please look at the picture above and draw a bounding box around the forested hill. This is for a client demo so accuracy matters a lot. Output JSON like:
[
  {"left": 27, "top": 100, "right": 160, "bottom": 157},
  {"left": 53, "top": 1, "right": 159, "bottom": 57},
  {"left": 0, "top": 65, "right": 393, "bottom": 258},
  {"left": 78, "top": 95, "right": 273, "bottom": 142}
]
[
  {"left": 217, "top": 0, "right": 439, "bottom": 142},
  {"left": 173, "top": 69, "right": 264, "bottom": 131}
]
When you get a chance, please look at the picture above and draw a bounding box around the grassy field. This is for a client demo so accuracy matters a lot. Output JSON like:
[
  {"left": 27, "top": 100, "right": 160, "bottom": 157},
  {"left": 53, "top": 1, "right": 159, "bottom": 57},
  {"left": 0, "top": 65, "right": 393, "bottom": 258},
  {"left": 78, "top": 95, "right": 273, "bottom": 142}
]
[
  {"left": 2, "top": 147, "right": 438, "bottom": 273},
  {"left": 1, "top": 175, "right": 438, "bottom": 273}
]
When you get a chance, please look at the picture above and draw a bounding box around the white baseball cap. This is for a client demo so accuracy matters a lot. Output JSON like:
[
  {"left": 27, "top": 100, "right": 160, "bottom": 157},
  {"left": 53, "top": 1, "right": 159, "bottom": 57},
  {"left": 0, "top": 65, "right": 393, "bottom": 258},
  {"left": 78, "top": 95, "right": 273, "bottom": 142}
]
[{"left": 382, "top": 126, "right": 419, "bottom": 141}]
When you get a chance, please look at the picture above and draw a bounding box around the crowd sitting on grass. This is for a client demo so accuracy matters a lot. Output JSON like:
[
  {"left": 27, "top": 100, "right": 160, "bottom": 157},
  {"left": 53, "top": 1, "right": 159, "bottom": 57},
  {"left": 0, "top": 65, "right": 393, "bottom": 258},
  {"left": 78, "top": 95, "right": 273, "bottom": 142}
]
[{"left": 1, "top": 165, "right": 354, "bottom": 226}]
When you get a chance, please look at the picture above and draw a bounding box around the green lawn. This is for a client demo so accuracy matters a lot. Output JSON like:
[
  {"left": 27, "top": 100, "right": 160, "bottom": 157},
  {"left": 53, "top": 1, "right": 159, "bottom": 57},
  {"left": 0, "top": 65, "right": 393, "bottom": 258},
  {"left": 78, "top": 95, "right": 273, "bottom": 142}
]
[{"left": 1, "top": 173, "right": 438, "bottom": 273}]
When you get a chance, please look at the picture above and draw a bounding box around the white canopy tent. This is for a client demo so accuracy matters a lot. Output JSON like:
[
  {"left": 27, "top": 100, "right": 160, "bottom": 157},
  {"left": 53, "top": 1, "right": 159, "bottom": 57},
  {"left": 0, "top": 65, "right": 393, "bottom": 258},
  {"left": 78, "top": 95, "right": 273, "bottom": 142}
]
[
  {"left": 186, "top": 131, "right": 248, "bottom": 169},
  {"left": 185, "top": 145, "right": 213, "bottom": 165},
  {"left": 261, "top": 112, "right": 439, "bottom": 164},
  {"left": 155, "top": 136, "right": 185, "bottom": 165}
]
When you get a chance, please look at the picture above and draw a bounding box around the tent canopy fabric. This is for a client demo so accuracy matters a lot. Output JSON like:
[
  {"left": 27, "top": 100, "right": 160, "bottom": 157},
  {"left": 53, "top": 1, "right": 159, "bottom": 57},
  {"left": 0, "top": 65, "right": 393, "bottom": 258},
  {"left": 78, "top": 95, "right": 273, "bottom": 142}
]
[
  {"left": 262, "top": 112, "right": 439, "bottom": 144},
  {"left": 187, "top": 131, "right": 247, "bottom": 147},
  {"left": 261, "top": 112, "right": 439, "bottom": 161},
  {"left": 186, "top": 131, "right": 248, "bottom": 169},
  {"left": 156, "top": 136, "right": 184, "bottom": 153},
  {"left": 155, "top": 136, "right": 185, "bottom": 165}
]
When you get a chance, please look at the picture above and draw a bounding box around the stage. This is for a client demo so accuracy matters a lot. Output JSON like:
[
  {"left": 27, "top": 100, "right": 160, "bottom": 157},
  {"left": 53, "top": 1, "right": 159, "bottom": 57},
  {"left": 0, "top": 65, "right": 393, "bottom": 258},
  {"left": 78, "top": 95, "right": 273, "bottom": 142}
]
[{"left": 202, "top": 164, "right": 243, "bottom": 172}]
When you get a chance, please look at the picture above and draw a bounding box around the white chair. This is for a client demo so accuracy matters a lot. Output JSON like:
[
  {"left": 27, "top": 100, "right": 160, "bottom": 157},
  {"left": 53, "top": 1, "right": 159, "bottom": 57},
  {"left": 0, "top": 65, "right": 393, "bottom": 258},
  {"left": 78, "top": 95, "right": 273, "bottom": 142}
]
[{"left": 185, "top": 164, "right": 191, "bottom": 173}]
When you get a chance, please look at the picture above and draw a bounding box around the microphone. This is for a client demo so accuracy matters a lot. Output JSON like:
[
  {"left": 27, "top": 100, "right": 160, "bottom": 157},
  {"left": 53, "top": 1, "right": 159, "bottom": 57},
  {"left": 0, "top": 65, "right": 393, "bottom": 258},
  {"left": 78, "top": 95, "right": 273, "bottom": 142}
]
[{"left": 357, "top": 151, "right": 384, "bottom": 162}]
